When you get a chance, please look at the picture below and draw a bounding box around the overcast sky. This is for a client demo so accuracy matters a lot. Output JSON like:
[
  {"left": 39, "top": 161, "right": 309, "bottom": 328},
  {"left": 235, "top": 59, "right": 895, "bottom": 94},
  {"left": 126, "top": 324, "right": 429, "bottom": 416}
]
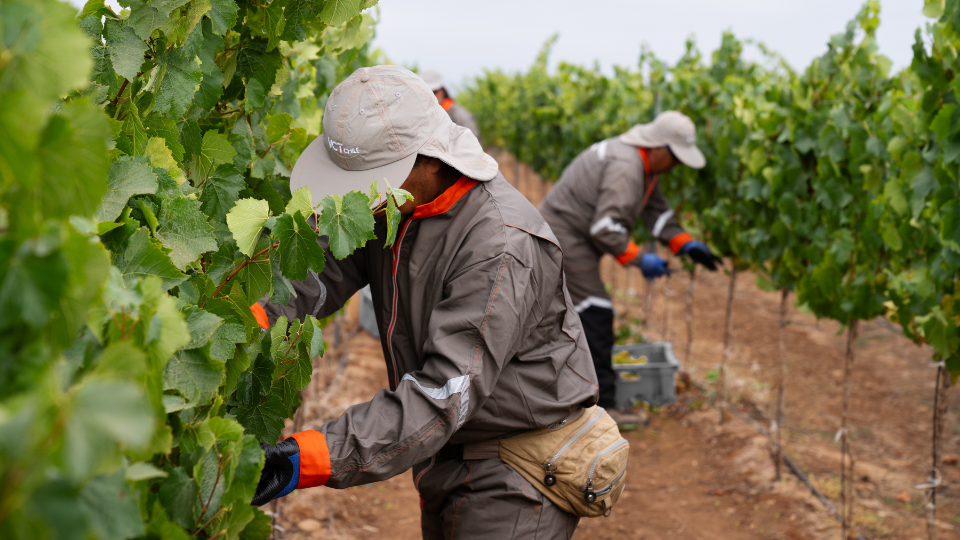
[
  {"left": 373, "top": 0, "right": 930, "bottom": 91},
  {"left": 69, "top": 0, "right": 930, "bottom": 92}
]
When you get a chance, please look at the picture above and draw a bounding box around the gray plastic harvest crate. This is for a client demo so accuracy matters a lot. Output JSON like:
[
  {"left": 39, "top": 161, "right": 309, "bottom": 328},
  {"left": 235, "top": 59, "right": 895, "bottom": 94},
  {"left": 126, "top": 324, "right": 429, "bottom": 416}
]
[{"left": 612, "top": 342, "right": 680, "bottom": 408}]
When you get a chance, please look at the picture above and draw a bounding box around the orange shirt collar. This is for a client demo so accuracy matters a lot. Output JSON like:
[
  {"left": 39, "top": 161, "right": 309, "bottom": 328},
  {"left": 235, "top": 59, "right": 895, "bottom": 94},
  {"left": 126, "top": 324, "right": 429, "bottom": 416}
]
[
  {"left": 441, "top": 97, "right": 454, "bottom": 111},
  {"left": 411, "top": 176, "right": 477, "bottom": 220}
]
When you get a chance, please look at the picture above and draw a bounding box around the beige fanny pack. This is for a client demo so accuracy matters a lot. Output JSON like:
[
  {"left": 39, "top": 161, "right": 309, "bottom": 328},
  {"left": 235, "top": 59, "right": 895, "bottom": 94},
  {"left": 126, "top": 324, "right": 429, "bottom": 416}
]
[{"left": 495, "top": 406, "right": 629, "bottom": 517}]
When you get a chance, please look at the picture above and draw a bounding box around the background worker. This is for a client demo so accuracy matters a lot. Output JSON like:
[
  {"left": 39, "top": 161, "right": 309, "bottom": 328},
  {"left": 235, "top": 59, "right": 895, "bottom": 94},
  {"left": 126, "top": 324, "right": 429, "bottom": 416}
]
[
  {"left": 250, "top": 66, "right": 598, "bottom": 539},
  {"left": 538, "top": 111, "right": 722, "bottom": 427},
  {"left": 420, "top": 69, "right": 480, "bottom": 138}
]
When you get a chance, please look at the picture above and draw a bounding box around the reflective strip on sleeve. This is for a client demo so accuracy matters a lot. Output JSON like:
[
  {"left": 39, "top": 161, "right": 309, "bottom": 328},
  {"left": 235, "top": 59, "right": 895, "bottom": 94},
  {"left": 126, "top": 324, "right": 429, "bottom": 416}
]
[
  {"left": 250, "top": 303, "right": 269, "bottom": 330},
  {"left": 589, "top": 215, "right": 628, "bottom": 237},
  {"left": 615, "top": 241, "right": 640, "bottom": 266},
  {"left": 651, "top": 209, "right": 674, "bottom": 238},
  {"left": 309, "top": 272, "right": 327, "bottom": 316},
  {"left": 401, "top": 373, "right": 471, "bottom": 428},
  {"left": 573, "top": 296, "right": 614, "bottom": 313},
  {"left": 291, "top": 430, "right": 331, "bottom": 489},
  {"left": 669, "top": 232, "right": 694, "bottom": 254},
  {"left": 592, "top": 140, "right": 608, "bottom": 161}
]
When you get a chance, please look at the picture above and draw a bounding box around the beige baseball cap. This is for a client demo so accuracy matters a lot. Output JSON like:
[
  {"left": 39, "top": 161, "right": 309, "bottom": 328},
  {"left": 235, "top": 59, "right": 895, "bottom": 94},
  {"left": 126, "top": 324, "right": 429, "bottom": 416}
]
[
  {"left": 291, "top": 65, "right": 498, "bottom": 208},
  {"left": 419, "top": 69, "right": 444, "bottom": 91},
  {"left": 619, "top": 111, "right": 705, "bottom": 169}
]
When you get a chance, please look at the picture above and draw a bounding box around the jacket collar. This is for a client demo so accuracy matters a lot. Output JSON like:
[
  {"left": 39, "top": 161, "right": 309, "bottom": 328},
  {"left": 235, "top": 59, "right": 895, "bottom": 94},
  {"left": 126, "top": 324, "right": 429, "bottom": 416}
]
[{"left": 411, "top": 176, "right": 478, "bottom": 220}]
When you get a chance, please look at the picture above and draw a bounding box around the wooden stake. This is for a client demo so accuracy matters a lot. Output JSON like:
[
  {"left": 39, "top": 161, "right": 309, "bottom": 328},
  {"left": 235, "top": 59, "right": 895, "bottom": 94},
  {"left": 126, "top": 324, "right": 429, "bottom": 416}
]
[
  {"left": 661, "top": 270, "right": 671, "bottom": 342},
  {"left": 718, "top": 267, "right": 737, "bottom": 425},
  {"left": 684, "top": 267, "right": 697, "bottom": 363},
  {"left": 774, "top": 288, "right": 789, "bottom": 481},
  {"left": 840, "top": 320, "right": 858, "bottom": 539}
]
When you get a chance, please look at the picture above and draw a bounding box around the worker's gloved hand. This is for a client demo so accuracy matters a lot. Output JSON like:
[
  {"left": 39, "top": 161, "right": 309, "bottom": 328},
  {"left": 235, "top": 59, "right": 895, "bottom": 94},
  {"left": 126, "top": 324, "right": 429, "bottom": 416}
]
[
  {"left": 636, "top": 253, "right": 670, "bottom": 279},
  {"left": 678, "top": 241, "right": 722, "bottom": 271},
  {"left": 251, "top": 430, "right": 330, "bottom": 506},
  {"left": 252, "top": 438, "right": 300, "bottom": 506}
]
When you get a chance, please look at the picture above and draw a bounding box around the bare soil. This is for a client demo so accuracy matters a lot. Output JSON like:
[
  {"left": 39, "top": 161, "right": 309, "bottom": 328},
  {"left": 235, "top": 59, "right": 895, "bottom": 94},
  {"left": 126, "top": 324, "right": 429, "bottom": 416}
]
[{"left": 268, "top": 158, "right": 960, "bottom": 539}]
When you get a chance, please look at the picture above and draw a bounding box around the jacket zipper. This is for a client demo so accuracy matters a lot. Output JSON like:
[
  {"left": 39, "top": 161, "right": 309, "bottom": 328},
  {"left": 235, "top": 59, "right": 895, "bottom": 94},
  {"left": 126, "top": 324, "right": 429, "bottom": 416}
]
[
  {"left": 543, "top": 408, "right": 603, "bottom": 479},
  {"left": 582, "top": 439, "right": 628, "bottom": 493},
  {"left": 386, "top": 220, "right": 413, "bottom": 387},
  {"left": 549, "top": 408, "right": 584, "bottom": 430}
]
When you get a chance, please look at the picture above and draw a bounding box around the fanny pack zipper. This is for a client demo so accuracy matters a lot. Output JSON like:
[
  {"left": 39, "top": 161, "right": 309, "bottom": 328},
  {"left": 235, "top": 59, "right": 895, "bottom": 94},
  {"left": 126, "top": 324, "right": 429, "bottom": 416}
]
[
  {"left": 542, "top": 408, "right": 603, "bottom": 486},
  {"left": 581, "top": 439, "right": 628, "bottom": 502},
  {"left": 585, "top": 468, "right": 627, "bottom": 502}
]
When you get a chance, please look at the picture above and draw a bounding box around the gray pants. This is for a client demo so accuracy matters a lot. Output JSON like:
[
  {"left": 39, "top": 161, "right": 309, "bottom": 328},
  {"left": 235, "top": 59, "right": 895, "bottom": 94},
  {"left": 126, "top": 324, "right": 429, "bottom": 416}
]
[{"left": 415, "top": 456, "right": 579, "bottom": 539}]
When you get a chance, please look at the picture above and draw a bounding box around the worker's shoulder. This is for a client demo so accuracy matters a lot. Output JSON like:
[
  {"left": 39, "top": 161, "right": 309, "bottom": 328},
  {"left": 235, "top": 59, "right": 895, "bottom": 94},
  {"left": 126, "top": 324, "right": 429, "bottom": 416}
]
[
  {"left": 604, "top": 137, "right": 642, "bottom": 163},
  {"left": 465, "top": 173, "right": 561, "bottom": 256}
]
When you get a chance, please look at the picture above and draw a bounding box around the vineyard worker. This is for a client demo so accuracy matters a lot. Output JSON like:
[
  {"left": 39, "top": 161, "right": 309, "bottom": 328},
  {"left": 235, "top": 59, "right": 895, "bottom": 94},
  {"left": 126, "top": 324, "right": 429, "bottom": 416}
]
[
  {"left": 250, "top": 66, "right": 598, "bottom": 538},
  {"left": 419, "top": 69, "right": 480, "bottom": 139},
  {"left": 538, "top": 111, "right": 721, "bottom": 427}
]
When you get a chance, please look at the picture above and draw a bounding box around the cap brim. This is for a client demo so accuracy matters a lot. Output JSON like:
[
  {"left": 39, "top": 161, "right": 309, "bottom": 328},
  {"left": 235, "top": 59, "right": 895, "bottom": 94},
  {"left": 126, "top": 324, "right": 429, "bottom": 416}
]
[
  {"left": 669, "top": 143, "right": 706, "bottom": 169},
  {"left": 291, "top": 135, "right": 419, "bottom": 209}
]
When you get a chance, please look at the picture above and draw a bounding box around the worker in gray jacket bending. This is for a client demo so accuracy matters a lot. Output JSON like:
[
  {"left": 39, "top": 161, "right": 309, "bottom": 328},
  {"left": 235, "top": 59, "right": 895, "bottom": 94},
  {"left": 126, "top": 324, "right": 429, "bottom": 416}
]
[
  {"left": 538, "top": 111, "right": 721, "bottom": 427},
  {"left": 250, "top": 66, "right": 597, "bottom": 539}
]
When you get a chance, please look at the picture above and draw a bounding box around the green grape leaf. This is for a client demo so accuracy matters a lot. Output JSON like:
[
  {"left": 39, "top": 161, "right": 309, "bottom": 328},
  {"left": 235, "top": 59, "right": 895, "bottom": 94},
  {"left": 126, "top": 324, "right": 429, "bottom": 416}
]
[
  {"left": 209, "top": 501, "right": 254, "bottom": 540},
  {"left": 147, "top": 501, "right": 191, "bottom": 540},
  {"left": 154, "top": 49, "right": 203, "bottom": 118},
  {"left": 199, "top": 131, "right": 238, "bottom": 179},
  {"left": 181, "top": 305, "right": 224, "bottom": 350},
  {"left": 96, "top": 157, "right": 158, "bottom": 222},
  {"left": 63, "top": 380, "right": 154, "bottom": 480},
  {"left": 226, "top": 198, "right": 271, "bottom": 257},
  {"left": 941, "top": 200, "right": 960, "bottom": 253},
  {"left": 239, "top": 508, "right": 272, "bottom": 540},
  {"left": 316, "top": 192, "right": 376, "bottom": 259},
  {"left": 158, "top": 467, "right": 198, "bottom": 529},
  {"left": 281, "top": 0, "right": 323, "bottom": 41},
  {"left": 879, "top": 215, "right": 903, "bottom": 251},
  {"left": 265, "top": 112, "right": 293, "bottom": 144},
  {"left": 79, "top": 470, "right": 145, "bottom": 540},
  {"left": 238, "top": 238, "right": 274, "bottom": 304},
  {"left": 103, "top": 19, "right": 147, "bottom": 81},
  {"left": 923, "top": 0, "right": 945, "bottom": 18},
  {"left": 320, "top": 0, "right": 363, "bottom": 26},
  {"left": 163, "top": 345, "right": 225, "bottom": 405},
  {"left": 204, "top": 298, "right": 248, "bottom": 362},
  {"left": 145, "top": 137, "right": 186, "bottom": 185},
  {"left": 244, "top": 77, "right": 266, "bottom": 110},
  {"left": 270, "top": 247, "right": 297, "bottom": 305},
  {"left": 284, "top": 186, "right": 314, "bottom": 218},
  {"left": 237, "top": 37, "right": 283, "bottom": 90},
  {"left": 117, "top": 228, "right": 186, "bottom": 291},
  {"left": 274, "top": 211, "right": 326, "bottom": 281},
  {"left": 126, "top": 462, "right": 168, "bottom": 481},
  {"left": 207, "top": 0, "right": 240, "bottom": 35},
  {"left": 156, "top": 197, "right": 218, "bottom": 270},
  {"left": 36, "top": 100, "right": 112, "bottom": 221},
  {"left": 6, "top": 0, "right": 93, "bottom": 102},
  {"left": 119, "top": 107, "right": 149, "bottom": 157},
  {"left": 126, "top": 0, "right": 191, "bottom": 40},
  {"left": 235, "top": 394, "right": 287, "bottom": 444},
  {"left": 199, "top": 164, "right": 245, "bottom": 221}
]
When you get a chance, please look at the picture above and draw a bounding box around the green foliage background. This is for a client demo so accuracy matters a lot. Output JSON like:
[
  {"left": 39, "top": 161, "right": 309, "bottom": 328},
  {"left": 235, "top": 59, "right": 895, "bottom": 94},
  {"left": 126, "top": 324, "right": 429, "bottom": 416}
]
[
  {"left": 0, "top": 0, "right": 403, "bottom": 538},
  {"left": 460, "top": 0, "right": 960, "bottom": 375}
]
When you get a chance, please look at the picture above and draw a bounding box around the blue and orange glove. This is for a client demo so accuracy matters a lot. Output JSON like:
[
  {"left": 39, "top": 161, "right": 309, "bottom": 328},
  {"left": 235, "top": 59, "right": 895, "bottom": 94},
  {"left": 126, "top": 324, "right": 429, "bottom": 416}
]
[
  {"left": 637, "top": 253, "right": 670, "bottom": 279},
  {"left": 670, "top": 233, "right": 721, "bottom": 271},
  {"left": 251, "top": 430, "right": 331, "bottom": 506}
]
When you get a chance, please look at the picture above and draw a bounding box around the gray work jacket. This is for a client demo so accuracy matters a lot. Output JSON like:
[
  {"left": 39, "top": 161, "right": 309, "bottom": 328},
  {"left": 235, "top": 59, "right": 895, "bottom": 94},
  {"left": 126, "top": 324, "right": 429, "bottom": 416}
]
[
  {"left": 538, "top": 137, "right": 687, "bottom": 308},
  {"left": 264, "top": 173, "right": 599, "bottom": 488}
]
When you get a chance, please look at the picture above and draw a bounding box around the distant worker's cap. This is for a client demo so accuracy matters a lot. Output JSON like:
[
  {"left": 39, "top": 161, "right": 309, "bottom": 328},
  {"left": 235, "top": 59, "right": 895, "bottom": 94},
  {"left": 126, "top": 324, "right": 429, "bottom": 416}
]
[
  {"left": 291, "top": 65, "right": 498, "bottom": 208},
  {"left": 619, "top": 111, "right": 705, "bottom": 169},
  {"left": 419, "top": 69, "right": 445, "bottom": 91}
]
